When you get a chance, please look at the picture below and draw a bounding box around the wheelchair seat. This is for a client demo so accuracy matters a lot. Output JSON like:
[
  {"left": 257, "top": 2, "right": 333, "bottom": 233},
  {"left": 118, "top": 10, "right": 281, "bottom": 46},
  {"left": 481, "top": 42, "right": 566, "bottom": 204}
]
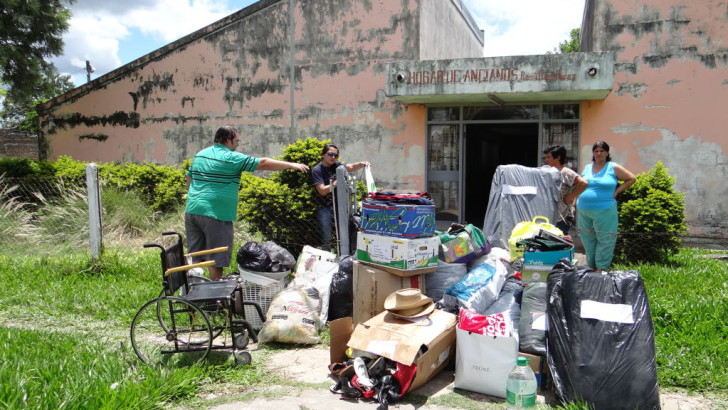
[{"left": 185, "top": 280, "right": 238, "bottom": 303}]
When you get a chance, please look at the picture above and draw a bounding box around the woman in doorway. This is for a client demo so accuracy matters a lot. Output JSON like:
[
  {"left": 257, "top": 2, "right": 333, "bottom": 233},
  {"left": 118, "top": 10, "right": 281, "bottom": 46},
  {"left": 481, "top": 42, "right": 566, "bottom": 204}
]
[
  {"left": 576, "top": 141, "right": 636, "bottom": 271},
  {"left": 311, "top": 143, "right": 369, "bottom": 251},
  {"left": 543, "top": 145, "right": 589, "bottom": 234}
]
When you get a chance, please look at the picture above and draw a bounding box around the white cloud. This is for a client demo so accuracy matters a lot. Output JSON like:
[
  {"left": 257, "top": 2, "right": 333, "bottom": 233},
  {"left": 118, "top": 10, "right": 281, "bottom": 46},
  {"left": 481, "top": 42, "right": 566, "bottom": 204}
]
[
  {"left": 462, "top": 0, "right": 585, "bottom": 57},
  {"left": 53, "top": 15, "right": 128, "bottom": 80},
  {"left": 53, "top": 0, "right": 240, "bottom": 85}
]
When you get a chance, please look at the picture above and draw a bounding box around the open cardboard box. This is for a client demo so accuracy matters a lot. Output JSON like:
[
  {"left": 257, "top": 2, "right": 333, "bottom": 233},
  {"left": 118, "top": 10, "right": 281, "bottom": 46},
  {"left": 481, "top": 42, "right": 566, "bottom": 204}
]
[
  {"left": 330, "top": 309, "right": 457, "bottom": 392},
  {"left": 352, "top": 261, "right": 426, "bottom": 325}
]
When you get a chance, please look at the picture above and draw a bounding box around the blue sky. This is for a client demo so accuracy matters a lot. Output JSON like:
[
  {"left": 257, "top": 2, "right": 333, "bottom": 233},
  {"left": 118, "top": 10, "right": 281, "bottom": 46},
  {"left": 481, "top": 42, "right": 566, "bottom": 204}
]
[{"left": 53, "top": 0, "right": 584, "bottom": 87}]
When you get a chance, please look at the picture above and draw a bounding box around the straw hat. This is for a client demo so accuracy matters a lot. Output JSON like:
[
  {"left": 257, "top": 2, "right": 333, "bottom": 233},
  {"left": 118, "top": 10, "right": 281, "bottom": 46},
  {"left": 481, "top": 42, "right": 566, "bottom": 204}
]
[{"left": 384, "top": 288, "right": 435, "bottom": 319}]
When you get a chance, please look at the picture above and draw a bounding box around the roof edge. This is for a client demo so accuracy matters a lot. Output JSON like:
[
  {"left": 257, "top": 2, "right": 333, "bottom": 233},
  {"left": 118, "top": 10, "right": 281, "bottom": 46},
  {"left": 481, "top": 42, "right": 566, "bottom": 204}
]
[{"left": 40, "top": 0, "right": 281, "bottom": 112}]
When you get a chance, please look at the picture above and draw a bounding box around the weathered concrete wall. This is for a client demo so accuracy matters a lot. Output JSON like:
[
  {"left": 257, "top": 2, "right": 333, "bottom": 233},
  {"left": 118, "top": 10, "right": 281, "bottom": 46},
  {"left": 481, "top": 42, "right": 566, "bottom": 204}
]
[
  {"left": 580, "top": 0, "right": 728, "bottom": 236},
  {"left": 39, "top": 0, "right": 481, "bottom": 192},
  {"left": 0, "top": 129, "right": 39, "bottom": 159},
  {"left": 420, "top": 0, "right": 483, "bottom": 60}
]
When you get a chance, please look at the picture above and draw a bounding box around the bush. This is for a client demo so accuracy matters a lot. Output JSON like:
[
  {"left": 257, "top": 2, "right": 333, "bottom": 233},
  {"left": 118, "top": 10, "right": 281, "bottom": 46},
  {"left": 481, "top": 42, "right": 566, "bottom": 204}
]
[
  {"left": 238, "top": 138, "right": 327, "bottom": 255},
  {"left": 237, "top": 137, "right": 368, "bottom": 255},
  {"left": 616, "top": 161, "right": 686, "bottom": 263},
  {"left": 0, "top": 156, "right": 187, "bottom": 213}
]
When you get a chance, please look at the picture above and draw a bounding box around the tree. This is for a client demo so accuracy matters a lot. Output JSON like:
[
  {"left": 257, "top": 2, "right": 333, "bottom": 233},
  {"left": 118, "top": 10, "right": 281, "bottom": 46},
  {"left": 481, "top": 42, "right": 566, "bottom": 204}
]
[
  {"left": 548, "top": 28, "right": 580, "bottom": 54},
  {"left": 1, "top": 67, "right": 74, "bottom": 131},
  {"left": 0, "top": 0, "right": 75, "bottom": 106}
]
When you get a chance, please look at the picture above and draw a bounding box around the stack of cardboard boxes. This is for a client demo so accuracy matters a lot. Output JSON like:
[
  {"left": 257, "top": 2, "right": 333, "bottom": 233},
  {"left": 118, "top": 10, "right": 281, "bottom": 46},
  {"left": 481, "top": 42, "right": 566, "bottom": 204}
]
[
  {"left": 327, "top": 198, "right": 459, "bottom": 392},
  {"left": 353, "top": 199, "right": 440, "bottom": 325}
]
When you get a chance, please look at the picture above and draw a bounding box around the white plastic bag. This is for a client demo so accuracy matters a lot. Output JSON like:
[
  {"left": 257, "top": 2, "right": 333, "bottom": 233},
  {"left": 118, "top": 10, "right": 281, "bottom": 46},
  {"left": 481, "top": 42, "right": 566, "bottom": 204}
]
[
  {"left": 364, "top": 164, "right": 376, "bottom": 194},
  {"left": 293, "top": 246, "right": 338, "bottom": 323}
]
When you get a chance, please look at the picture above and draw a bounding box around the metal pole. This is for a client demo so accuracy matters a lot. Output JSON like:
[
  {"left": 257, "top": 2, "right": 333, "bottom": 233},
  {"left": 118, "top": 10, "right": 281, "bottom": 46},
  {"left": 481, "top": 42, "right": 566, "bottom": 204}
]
[
  {"left": 288, "top": 0, "right": 296, "bottom": 139},
  {"left": 86, "top": 163, "right": 103, "bottom": 258},
  {"left": 334, "top": 165, "right": 351, "bottom": 256}
]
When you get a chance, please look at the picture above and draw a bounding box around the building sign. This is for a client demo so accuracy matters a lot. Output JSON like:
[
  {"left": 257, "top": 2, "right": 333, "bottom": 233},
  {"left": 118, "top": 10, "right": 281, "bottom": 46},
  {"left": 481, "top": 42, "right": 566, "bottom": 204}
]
[
  {"left": 407, "top": 68, "right": 576, "bottom": 85},
  {"left": 385, "top": 52, "right": 615, "bottom": 103}
]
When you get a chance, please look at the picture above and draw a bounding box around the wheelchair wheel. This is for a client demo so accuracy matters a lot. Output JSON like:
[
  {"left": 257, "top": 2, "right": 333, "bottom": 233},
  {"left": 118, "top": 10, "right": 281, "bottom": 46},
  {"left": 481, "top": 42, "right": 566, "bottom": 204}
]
[
  {"left": 233, "top": 329, "right": 249, "bottom": 350},
  {"left": 155, "top": 273, "right": 213, "bottom": 333},
  {"left": 234, "top": 350, "right": 252, "bottom": 366},
  {"left": 131, "top": 296, "right": 213, "bottom": 367}
]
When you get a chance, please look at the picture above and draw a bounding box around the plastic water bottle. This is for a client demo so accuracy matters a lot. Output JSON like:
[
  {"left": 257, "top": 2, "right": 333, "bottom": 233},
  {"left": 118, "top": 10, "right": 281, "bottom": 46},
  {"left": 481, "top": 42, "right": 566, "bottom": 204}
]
[{"left": 506, "top": 356, "right": 537, "bottom": 409}]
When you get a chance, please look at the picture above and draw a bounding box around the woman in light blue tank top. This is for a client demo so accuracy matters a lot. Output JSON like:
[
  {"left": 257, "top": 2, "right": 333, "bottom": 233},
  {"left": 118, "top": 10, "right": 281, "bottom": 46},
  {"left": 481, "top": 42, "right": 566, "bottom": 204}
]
[{"left": 576, "top": 141, "right": 636, "bottom": 271}]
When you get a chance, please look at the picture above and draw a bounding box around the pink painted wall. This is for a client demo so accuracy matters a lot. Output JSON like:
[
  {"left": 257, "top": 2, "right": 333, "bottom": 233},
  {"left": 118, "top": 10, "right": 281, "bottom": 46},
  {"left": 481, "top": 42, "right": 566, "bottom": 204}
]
[
  {"left": 581, "top": 0, "right": 728, "bottom": 235},
  {"left": 39, "top": 0, "right": 482, "bottom": 192}
]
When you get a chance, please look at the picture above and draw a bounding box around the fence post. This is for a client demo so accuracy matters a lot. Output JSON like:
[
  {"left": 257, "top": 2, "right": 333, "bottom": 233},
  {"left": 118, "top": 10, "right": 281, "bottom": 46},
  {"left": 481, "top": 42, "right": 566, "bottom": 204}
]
[
  {"left": 86, "top": 163, "right": 103, "bottom": 258},
  {"left": 335, "top": 165, "right": 351, "bottom": 256}
]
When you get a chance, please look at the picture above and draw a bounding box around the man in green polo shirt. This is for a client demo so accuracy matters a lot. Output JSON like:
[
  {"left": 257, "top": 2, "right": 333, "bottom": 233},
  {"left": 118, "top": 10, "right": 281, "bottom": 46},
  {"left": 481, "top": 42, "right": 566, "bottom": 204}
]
[{"left": 185, "top": 126, "right": 309, "bottom": 280}]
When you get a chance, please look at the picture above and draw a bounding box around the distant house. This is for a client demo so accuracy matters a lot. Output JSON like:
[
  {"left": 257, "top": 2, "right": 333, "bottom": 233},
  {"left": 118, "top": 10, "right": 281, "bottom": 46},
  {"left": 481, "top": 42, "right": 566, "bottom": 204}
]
[{"left": 38, "top": 0, "right": 728, "bottom": 237}]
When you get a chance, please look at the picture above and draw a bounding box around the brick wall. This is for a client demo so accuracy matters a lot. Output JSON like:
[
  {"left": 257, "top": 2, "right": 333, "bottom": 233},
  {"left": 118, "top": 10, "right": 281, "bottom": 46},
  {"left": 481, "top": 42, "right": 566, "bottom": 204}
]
[{"left": 0, "top": 129, "right": 39, "bottom": 159}]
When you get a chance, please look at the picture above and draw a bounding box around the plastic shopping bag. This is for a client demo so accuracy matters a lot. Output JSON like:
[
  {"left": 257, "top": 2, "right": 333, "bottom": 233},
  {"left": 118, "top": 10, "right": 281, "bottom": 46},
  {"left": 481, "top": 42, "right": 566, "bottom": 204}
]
[
  {"left": 439, "top": 223, "right": 491, "bottom": 263},
  {"left": 364, "top": 164, "right": 376, "bottom": 194},
  {"left": 454, "top": 309, "right": 518, "bottom": 398},
  {"left": 443, "top": 254, "right": 508, "bottom": 313},
  {"left": 507, "top": 216, "right": 563, "bottom": 261}
]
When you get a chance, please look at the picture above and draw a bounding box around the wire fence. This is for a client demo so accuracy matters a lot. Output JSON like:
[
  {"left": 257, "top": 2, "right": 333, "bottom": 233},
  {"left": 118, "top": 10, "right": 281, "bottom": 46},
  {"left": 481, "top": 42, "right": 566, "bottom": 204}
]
[{"left": 1, "top": 174, "right": 727, "bottom": 260}]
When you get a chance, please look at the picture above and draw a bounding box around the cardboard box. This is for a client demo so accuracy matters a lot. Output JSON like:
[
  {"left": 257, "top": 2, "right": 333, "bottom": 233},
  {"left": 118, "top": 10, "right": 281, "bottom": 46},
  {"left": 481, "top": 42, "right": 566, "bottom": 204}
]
[
  {"left": 360, "top": 202, "right": 436, "bottom": 238},
  {"left": 522, "top": 248, "right": 574, "bottom": 283},
  {"left": 330, "top": 317, "right": 354, "bottom": 364},
  {"left": 518, "top": 352, "right": 551, "bottom": 390},
  {"left": 352, "top": 261, "right": 426, "bottom": 325},
  {"left": 356, "top": 232, "right": 439, "bottom": 272},
  {"left": 346, "top": 309, "right": 457, "bottom": 391}
]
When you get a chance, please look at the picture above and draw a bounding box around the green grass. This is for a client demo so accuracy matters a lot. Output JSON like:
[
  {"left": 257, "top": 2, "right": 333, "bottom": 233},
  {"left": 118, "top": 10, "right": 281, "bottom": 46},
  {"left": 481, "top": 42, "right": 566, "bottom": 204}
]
[
  {"left": 614, "top": 248, "right": 728, "bottom": 391},
  {"left": 0, "top": 326, "right": 204, "bottom": 409},
  {"left": 0, "top": 248, "right": 290, "bottom": 409}
]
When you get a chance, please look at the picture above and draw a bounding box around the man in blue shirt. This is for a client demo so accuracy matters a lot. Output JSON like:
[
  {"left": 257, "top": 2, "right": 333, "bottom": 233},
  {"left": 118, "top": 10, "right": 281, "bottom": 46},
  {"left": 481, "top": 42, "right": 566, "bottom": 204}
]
[
  {"left": 312, "top": 143, "right": 369, "bottom": 251},
  {"left": 185, "top": 126, "right": 309, "bottom": 280}
]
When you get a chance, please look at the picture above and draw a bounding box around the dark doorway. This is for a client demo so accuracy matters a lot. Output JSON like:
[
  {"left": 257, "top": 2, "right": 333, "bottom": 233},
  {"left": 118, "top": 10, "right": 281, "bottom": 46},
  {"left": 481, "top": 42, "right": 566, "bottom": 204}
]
[{"left": 464, "top": 123, "right": 539, "bottom": 226}]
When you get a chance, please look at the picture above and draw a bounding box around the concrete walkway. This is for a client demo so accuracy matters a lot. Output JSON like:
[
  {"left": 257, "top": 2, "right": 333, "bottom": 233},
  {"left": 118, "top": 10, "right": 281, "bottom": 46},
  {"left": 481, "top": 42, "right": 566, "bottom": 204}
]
[{"left": 209, "top": 345, "right": 716, "bottom": 410}]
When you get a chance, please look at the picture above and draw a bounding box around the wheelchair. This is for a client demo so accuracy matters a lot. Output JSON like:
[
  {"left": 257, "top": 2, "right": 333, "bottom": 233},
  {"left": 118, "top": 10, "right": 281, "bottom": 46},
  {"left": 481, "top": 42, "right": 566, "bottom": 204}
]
[{"left": 130, "top": 231, "right": 265, "bottom": 367}]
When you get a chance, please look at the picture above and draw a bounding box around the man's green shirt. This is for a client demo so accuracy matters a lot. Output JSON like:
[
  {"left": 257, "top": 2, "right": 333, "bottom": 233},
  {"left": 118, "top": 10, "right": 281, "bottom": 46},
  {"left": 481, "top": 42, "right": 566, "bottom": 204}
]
[{"left": 185, "top": 144, "right": 260, "bottom": 221}]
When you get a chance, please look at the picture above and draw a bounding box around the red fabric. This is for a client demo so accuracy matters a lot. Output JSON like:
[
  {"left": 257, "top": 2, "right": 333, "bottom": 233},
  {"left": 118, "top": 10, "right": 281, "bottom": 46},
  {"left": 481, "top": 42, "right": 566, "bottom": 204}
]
[
  {"left": 458, "top": 308, "right": 509, "bottom": 336},
  {"left": 392, "top": 362, "right": 418, "bottom": 396},
  {"left": 351, "top": 375, "right": 376, "bottom": 399},
  {"left": 369, "top": 191, "right": 431, "bottom": 201}
]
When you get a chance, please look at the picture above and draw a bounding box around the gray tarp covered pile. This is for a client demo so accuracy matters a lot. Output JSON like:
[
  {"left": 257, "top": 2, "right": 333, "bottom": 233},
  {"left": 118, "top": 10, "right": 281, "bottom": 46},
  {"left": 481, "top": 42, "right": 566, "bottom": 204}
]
[{"left": 482, "top": 164, "right": 562, "bottom": 249}]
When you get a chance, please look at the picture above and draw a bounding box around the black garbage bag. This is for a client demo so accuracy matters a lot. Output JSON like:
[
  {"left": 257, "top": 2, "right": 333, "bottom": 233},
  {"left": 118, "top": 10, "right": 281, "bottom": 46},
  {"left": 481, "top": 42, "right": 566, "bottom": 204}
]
[
  {"left": 236, "top": 241, "right": 272, "bottom": 272},
  {"left": 519, "top": 282, "right": 547, "bottom": 355},
  {"left": 261, "top": 241, "right": 296, "bottom": 272},
  {"left": 546, "top": 260, "right": 660, "bottom": 409},
  {"left": 328, "top": 255, "right": 354, "bottom": 321}
]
